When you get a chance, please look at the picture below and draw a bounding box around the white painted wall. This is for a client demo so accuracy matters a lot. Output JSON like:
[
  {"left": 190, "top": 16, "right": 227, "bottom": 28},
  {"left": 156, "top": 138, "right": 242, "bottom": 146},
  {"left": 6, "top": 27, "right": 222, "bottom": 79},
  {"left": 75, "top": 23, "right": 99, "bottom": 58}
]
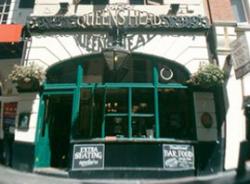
[
  {"left": 33, "top": 0, "right": 205, "bottom": 17},
  {"left": 224, "top": 67, "right": 245, "bottom": 170},
  {"left": 14, "top": 93, "right": 40, "bottom": 143},
  {"left": 215, "top": 25, "right": 246, "bottom": 170},
  {"left": 242, "top": 31, "right": 250, "bottom": 97},
  {"left": 25, "top": 33, "right": 210, "bottom": 73}
]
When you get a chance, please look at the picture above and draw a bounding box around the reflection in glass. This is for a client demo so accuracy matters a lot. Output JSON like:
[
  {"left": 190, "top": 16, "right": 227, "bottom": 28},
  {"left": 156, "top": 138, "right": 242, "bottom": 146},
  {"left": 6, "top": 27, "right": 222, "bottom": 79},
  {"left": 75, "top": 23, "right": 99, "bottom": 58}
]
[
  {"left": 105, "top": 89, "right": 128, "bottom": 113},
  {"left": 132, "top": 117, "right": 154, "bottom": 138},
  {"left": 105, "top": 117, "right": 128, "bottom": 137},
  {"left": 159, "top": 89, "right": 194, "bottom": 139}
]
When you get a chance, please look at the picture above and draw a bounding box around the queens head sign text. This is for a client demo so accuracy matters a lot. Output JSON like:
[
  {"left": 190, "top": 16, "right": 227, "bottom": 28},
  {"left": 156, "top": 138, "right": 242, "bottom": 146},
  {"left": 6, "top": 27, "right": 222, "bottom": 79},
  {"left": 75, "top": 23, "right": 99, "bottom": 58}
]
[{"left": 28, "top": 6, "right": 209, "bottom": 31}]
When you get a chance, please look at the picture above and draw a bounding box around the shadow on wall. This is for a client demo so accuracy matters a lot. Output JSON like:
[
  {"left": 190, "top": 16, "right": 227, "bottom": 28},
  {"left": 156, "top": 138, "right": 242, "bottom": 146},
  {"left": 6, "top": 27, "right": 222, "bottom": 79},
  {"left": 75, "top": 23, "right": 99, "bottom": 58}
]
[{"left": 222, "top": 55, "right": 233, "bottom": 116}]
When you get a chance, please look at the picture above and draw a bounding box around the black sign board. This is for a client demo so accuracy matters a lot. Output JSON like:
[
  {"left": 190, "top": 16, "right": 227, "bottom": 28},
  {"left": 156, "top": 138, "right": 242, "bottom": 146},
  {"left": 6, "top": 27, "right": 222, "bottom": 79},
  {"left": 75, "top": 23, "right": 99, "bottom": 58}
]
[
  {"left": 162, "top": 144, "right": 195, "bottom": 170},
  {"left": 27, "top": 5, "right": 209, "bottom": 32},
  {"left": 28, "top": 15, "right": 209, "bottom": 32},
  {"left": 72, "top": 144, "right": 105, "bottom": 170}
]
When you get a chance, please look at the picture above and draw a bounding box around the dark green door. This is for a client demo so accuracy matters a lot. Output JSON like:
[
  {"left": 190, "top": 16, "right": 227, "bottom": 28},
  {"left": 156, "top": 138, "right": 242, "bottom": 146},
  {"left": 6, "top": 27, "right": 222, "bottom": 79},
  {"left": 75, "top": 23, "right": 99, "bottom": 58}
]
[{"left": 35, "top": 94, "right": 73, "bottom": 168}]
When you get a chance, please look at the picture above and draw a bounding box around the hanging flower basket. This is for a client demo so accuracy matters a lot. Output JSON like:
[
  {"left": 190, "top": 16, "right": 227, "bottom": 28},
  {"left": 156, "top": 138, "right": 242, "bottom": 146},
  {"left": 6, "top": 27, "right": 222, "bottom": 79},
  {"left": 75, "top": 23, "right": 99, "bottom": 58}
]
[
  {"left": 8, "top": 63, "right": 46, "bottom": 92},
  {"left": 16, "top": 78, "right": 40, "bottom": 92},
  {"left": 187, "top": 64, "right": 225, "bottom": 89}
]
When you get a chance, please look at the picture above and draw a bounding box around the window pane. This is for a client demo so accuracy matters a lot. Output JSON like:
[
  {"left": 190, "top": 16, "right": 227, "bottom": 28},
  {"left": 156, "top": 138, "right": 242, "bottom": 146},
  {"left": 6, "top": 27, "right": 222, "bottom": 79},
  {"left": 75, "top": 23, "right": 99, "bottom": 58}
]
[
  {"left": 105, "top": 89, "right": 128, "bottom": 137},
  {"left": 92, "top": 0, "right": 109, "bottom": 4},
  {"left": 130, "top": 0, "right": 144, "bottom": 5},
  {"left": 75, "top": 89, "right": 103, "bottom": 139},
  {"left": 146, "top": 0, "right": 163, "bottom": 5},
  {"left": 133, "top": 59, "right": 153, "bottom": 82},
  {"left": 4, "top": 5, "right": 9, "bottom": 12},
  {"left": 84, "top": 60, "right": 104, "bottom": 83},
  {"left": 76, "top": 89, "right": 92, "bottom": 139},
  {"left": 231, "top": 0, "right": 247, "bottom": 22},
  {"left": 80, "top": 0, "right": 109, "bottom": 4},
  {"left": 46, "top": 64, "right": 77, "bottom": 84},
  {"left": 0, "top": 102, "right": 2, "bottom": 125},
  {"left": 105, "top": 117, "right": 128, "bottom": 137},
  {"left": 19, "top": 0, "right": 35, "bottom": 8},
  {"left": 80, "top": 0, "right": 91, "bottom": 4},
  {"left": 92, "top": 88, "right": 105, "bottom": 138},
  {"left": 132, "top": 117, "right": 154, "bottom": 138},
  {"left": 132, "top": 88, "right": 154, "bottom": 114},
  {"left": 106, "top": 89, "right": 128, "bottom": 113},
  {"left": 159, "top": 89, "right": 194, "bottom": 139},
  {"left": 2, "top": 13, "right": 8, "bottom": 21}
]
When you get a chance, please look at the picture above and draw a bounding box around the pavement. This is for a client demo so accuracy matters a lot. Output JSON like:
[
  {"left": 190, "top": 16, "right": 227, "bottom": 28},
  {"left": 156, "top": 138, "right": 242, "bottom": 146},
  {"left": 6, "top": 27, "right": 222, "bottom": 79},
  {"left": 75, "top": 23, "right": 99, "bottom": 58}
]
[{"left": 0, "top": 164, "right": 250, "bottom": 184}]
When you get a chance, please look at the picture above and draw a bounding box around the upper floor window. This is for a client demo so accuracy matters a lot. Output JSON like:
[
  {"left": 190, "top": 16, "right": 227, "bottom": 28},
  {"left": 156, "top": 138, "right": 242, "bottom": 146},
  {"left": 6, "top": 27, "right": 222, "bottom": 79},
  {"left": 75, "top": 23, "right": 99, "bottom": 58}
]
[
  {"left": 19, "top": 0, "right": 35, "bottom": 9},
  {"left": 0, "top": 0, "right": 11, "bottom": 24},
  {"left": 79, "top": 0, "right": 109, "bottom": 5},
  {"left": 231, "top": 0, "right": 249, "bottom": 22},
  {"left": 130, "top": 0, "right": 163, "bottom": 5}
]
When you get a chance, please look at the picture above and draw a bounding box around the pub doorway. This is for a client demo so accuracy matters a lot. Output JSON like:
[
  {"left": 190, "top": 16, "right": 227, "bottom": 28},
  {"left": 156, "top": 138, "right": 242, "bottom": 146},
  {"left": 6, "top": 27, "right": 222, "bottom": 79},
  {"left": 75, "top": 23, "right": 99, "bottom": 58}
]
[
  {"left": 48, "top": 95, "right": 72, "bottom": 168},
  {"left": 36, "top": 94, "right": 73, "bottom": 169}
]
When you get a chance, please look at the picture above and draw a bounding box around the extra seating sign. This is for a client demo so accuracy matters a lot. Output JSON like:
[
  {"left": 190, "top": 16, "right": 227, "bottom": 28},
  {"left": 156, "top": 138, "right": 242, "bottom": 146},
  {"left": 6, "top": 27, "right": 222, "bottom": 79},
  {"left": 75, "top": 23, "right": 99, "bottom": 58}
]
[{"left": 72, "top": 144, "right": 105, "bottom": 170}]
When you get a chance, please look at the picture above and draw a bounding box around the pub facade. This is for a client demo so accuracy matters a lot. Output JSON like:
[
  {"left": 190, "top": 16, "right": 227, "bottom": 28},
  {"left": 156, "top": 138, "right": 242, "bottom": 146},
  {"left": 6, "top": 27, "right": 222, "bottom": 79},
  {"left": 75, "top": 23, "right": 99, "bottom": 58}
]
[{"left": 1, "top": 0, "right": 245, "bottom": 179}]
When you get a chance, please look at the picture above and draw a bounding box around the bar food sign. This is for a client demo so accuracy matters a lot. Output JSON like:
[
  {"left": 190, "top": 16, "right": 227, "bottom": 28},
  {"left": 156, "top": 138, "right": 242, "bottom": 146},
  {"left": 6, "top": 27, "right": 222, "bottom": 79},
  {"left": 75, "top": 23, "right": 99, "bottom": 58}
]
[
  {"left": 163, "top": 144, "right": 194, "bottom": 170},
  {"left": 72, "top": 144, "right": 105, "bottom": 170}
]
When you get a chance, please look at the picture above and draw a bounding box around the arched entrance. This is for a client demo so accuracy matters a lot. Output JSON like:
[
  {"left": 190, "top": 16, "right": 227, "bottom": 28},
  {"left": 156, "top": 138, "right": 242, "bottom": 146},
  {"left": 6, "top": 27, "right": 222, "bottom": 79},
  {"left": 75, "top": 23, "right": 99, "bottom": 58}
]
[{"left": 35, "top": 52, "right": 196, "bottom": 173}]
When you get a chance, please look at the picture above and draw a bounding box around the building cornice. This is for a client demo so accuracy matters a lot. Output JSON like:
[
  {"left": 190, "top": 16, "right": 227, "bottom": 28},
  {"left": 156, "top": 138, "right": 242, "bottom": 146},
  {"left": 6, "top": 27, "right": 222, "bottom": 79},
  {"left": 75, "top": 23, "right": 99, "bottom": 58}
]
[
  {"left": 212, "top": 21, "right": 237, "bottom": 27},
  {"left": 235, "top": 24, "right": 250, "bottom": 32}
]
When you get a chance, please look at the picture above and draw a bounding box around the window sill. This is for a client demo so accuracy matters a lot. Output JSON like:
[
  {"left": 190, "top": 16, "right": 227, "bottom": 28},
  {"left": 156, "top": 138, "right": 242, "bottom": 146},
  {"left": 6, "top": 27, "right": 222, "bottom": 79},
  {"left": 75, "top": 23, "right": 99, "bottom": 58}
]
[
  {"left": 235, "top": 23, "right": 250, "bottom": 31},
  {"left": 71, "top": 138, "right": 198, "bottom": 144}
]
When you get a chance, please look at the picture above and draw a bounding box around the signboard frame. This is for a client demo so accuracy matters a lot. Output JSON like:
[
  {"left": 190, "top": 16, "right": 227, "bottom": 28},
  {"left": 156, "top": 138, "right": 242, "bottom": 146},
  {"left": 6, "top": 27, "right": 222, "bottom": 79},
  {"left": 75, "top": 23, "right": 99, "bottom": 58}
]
[
  {"left": 231, "top": 34, "right": 250, "bottom": 79},
  {"left": 72, "top": 144, "right": 105, "bottom": 171},
  {"left": 162, "top": 144, "right": 195, "bottom": 171},
  {"left": 2, "top": 102, "right": 18, "bottom": 129}
]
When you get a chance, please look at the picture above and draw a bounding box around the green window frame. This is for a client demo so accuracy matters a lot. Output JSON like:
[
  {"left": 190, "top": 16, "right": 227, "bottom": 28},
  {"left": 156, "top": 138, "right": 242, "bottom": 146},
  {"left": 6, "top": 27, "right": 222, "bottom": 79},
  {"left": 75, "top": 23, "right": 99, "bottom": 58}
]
[
  {"left": 43, "top": 56, "right": 191, "bottom": 140},
  {"left": 44, "top": 65, "right": 187, "bottom": 140}
]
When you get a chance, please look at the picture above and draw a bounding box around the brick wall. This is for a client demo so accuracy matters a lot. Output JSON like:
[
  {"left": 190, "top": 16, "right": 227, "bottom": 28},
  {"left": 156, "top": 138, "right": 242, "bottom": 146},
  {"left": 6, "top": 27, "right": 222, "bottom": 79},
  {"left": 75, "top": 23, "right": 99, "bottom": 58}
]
[{"left": 205, "top": 0, "right": 235, "bottom": 23}]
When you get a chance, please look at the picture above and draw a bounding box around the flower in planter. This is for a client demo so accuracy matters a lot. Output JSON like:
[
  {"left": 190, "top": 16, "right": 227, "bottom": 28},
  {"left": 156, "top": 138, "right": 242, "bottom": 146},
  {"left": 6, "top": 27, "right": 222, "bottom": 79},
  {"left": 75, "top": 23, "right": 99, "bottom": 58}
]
[
  {"left": 8, "top": 63, "right": 46, "bottom": 91},
  {"left": 187, "top": 64, "right": 225, "bottom": 87}
]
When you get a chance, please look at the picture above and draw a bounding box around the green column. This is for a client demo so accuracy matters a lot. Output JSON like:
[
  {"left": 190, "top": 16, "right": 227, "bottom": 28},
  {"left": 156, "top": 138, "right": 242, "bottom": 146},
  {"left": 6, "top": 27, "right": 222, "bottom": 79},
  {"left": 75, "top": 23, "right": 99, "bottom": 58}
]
[
  {"left": 89, "top": 86, "right": 95, "bottom": 137},
  {"left": 101, "top": 87, "right": 107, "bottom": 138},
  {"left": 70, "top": 65, "right": 83, "bottom": 139},
  {"left": 153, "top": 66, "right": 160, "bottom": 138},
  {"left": 128, "top": 87, "right": 132, "bottom": 138}
]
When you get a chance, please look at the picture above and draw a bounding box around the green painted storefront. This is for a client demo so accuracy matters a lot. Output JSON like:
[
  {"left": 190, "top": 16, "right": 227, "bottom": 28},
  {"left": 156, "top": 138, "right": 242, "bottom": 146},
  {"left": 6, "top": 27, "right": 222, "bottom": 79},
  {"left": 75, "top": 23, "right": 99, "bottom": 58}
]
[{"left": 11, "top": 52, "right": 224, "bottom": 178}]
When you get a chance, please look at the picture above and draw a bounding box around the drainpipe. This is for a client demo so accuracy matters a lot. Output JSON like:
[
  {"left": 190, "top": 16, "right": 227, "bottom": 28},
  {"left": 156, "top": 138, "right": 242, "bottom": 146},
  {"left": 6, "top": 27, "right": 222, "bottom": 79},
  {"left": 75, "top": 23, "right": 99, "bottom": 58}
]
[
  {"left": 206, "top": 0, "right": 219, "bottom": 65},
  {"left": 206, "top": 0, "right": 213, "bottom": 24}
]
